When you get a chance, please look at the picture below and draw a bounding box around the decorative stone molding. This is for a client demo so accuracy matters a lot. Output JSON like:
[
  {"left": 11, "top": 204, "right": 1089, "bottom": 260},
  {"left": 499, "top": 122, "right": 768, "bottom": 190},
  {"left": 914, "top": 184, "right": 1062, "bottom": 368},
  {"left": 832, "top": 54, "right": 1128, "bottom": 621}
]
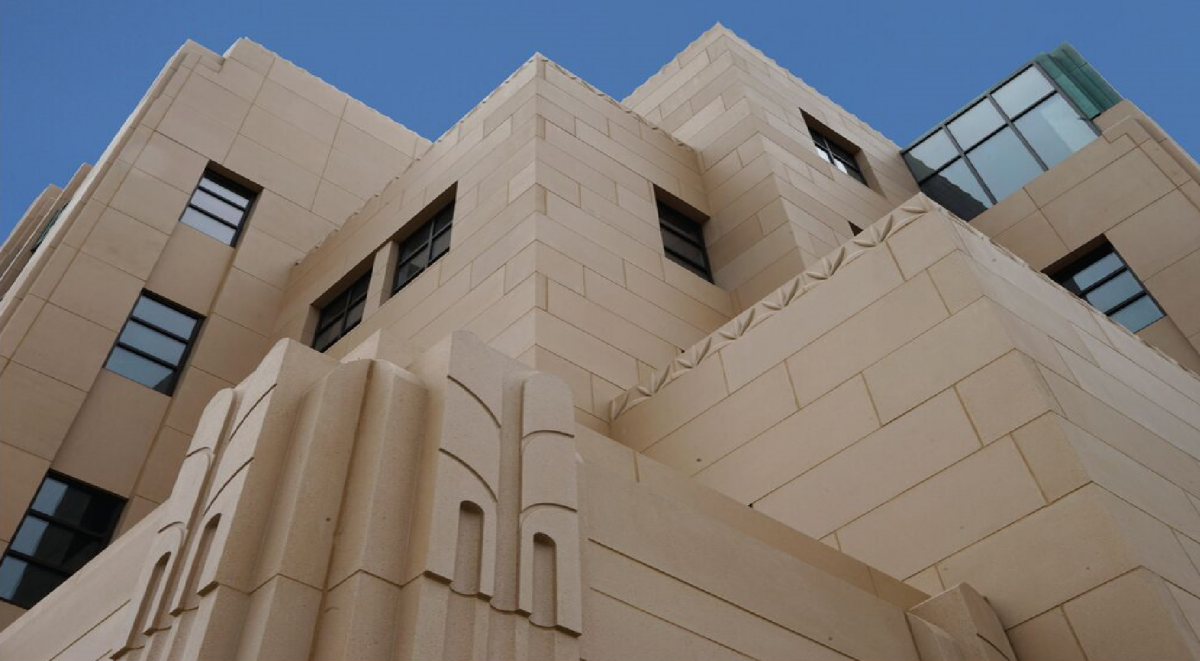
[{"left": 609, "top": 195, "right": 941, "bottom": 421}]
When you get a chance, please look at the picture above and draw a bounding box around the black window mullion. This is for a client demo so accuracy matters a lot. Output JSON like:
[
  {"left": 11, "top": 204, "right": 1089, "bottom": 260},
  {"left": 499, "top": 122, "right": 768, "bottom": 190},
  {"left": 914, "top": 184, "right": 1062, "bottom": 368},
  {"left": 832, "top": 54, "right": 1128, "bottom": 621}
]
[
  {"left": 2, "top": 473, "right": 125, "bottom": 609},
  {"left": 115, "top": 341, "right": 181, "bottom": 370},
  {"left": 661, "top": 222, "right": 704, "bottom": 247},
  {"left": 988, "top": 94, "right": 1051, "bottom": 172},
  {"left": 315, "top": 270, "right": 373, "bottom": 351},
  {"left": 23, "top": 511, "right": 109, "bottom": 541},
  {"left": 2, "top": 549, "right": 73, "bottom": 578},
  {"left": 184, "top": 204, "right": 241, "bottom": 231},
  {"left": 942, "top": 123, "right": 997, "bottom": 204},
  {"left": 106, "top": 293, "right": 202, "bottom": 394},
  {"left": 196, "top": 183, "right": 250, "bottom": 211},
  {"left": 658, "top": 200, "right": 712, "bottom": 282},
  {"left": 1076, "top": 266, "right": 1128, "bottom": 297},
  {"left": 126, "top": 316, "right": 193, "bottom": 344},
  {"left": 1101, "top": 291, "right": 1148, "bottom": 316}
]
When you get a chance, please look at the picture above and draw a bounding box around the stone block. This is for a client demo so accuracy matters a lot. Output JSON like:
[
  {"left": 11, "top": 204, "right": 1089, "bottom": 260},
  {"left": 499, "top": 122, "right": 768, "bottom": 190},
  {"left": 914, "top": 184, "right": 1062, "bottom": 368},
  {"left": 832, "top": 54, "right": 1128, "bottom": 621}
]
[
  {"left": 696, "top": 375, "right": 879, "bottom": 503},
  {"left": 0, "top": 362, "right": 86, "bottom": 460},
  {"left": 864, "top": 299, "right": 1014, "bottom": 423},
  {"left": 756, "top": 389, "right": 980, "bottom": 538},
  {"left": 1064, "top": 568, "right": 1200, "bottom": 660},
  {"left": 838, "top": 438, "right": 1044, "bottom": 579}
]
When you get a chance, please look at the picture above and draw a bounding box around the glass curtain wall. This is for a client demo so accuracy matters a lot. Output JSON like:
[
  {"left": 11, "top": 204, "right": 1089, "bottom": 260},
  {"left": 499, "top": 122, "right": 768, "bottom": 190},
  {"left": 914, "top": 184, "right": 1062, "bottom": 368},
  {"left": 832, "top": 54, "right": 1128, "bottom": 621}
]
[{"left": 904, "top": 64, "right": 1097, "bottom": 220}]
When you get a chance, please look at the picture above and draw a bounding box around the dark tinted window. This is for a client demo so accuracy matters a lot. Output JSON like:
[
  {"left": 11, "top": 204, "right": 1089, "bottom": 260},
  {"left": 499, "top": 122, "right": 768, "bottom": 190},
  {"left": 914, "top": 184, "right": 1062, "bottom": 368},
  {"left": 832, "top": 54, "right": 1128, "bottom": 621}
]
[
  {"left": 105, "top": 293, "right": 202, "bottom": 395},
  {"left": 657, "top": 200, "right": 712, "bottom": 282},
  {"left": 394, "top": 201, "right": 454, "bottom": 294},
  {"left": 1052, "top": 243, "right": 1164, "bottom": 333},
  {"left": 0, "top": 474, "right": 124, "bottom": 609},
  {"left": 180, "top": 171, "right": 256, "bottom": 246},
  {"left": 313, "top": 270, "right": 371, "bottom": 352}
]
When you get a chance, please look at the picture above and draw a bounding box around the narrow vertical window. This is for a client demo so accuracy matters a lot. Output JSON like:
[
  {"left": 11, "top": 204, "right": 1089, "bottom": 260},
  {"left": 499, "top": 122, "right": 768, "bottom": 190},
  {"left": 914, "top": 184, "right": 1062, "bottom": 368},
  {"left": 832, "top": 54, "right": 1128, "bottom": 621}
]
[
  {"left": 180, "top": 170, "right": 257, "bottom": 245},
  {"left": 0, "top": 473, "right": 125, "bottom": 609},
  {"left": 106, "top": 293, "right": 202, "bottom": 395},
  {"left": 1051, "top": 242, "right": 1164, "bottom": 332},
  {"left": 657, "top": 198, "right": 712, "bottom": 282},
  {"left": 393, "top": 200, "right": 454, "bottom": 294},
  {"left": 313, "top": 270, "right": 371, "bottom": 352}
]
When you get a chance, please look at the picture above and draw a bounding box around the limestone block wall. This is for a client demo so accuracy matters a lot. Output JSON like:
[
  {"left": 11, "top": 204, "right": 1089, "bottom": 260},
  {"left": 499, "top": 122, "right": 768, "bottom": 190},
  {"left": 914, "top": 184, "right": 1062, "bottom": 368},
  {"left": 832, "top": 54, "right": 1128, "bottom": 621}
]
[
  {"left": 0, "top": 35, "right": 429, "bottom": 620},
  {"left": 272, "top": 55, "right": 736, "bottom": 435},
  {"left": 972, "top": 99, "right": 1200, "bottom": 372},
  {"left": 0, "top": 186, "right": 62, "bottom": 291},
  {"left": 623, "top": 25, "right": 918, "bottom": 311},
  {"left": 0, "top": 331, "right": 1002, "bottom": 661},
  {"left": 608, "top": 195, "right": 1200, "bottom": 659},
  {"left": 0, "top": 164, "right": 91, "bottom": 299}
]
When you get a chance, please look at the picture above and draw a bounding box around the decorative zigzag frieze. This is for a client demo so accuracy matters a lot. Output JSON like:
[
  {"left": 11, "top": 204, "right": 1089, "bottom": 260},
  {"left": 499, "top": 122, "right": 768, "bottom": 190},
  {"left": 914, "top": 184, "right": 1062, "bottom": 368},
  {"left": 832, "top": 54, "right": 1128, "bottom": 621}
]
[{"left": 608, "top": 198, "right": 938, "bottom": 421}]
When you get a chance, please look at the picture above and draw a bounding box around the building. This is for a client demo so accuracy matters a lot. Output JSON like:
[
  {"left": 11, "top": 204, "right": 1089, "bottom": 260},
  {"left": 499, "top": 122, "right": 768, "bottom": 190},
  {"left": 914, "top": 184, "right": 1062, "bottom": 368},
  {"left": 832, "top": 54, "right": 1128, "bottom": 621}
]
[{"left": 1, "top": 22, "right": 1199, "bottom": 659}]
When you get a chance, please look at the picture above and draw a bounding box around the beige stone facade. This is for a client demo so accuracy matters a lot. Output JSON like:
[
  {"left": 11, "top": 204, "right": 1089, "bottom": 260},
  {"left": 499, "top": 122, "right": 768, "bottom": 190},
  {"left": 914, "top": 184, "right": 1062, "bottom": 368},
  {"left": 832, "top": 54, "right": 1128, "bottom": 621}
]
[{"left": 1, "top": 24, "right": 1198, "bottom": 660}]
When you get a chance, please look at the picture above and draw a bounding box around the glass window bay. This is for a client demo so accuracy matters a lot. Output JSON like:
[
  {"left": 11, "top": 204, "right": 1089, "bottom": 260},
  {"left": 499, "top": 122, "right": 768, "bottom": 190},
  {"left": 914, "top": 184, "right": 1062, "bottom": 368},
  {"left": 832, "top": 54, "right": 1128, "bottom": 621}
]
[
  {"left": 180, "top": 171, "right": 256, "bottom": 245},
  {"left": 903, "top": 64, "right": 1098, "bottom": 220},
  {"left": 0, "top": 474, "right": 124, "bottom": 609},
  {"left": 106, "top": 294, "right": 202, "bottom": 395}
]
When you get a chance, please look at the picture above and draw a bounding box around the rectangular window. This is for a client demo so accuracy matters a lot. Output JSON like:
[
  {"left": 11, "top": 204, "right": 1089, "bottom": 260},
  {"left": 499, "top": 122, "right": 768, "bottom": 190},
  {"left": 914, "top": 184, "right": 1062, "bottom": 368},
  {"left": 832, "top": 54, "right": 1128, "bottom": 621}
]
[
  {"left": 657, "top": 199, "right": 712, "bottom": 282},
  {"left": 180, "top": 170, "right": 257, "bottom": 245},
  {"left": 903, "top": 64, "right": 1098, "bottom": 220},
  {"left": 807, "top": 124, "right": 867, "bottom": 186},
  {"left": 1052, "top": 242, "right": 1164, "bottom": 333},
  {"left": 0, "top": 473, "right": 125, "bottom": 609},
  {"left": 313, "top": 270, "right": 371, "bottom": 352},
  {"left": 105, "top": 293, "right": 202, "bottom": 395},
  {"left": 393, "top": 200, "right": 454, "bottom": 295}
]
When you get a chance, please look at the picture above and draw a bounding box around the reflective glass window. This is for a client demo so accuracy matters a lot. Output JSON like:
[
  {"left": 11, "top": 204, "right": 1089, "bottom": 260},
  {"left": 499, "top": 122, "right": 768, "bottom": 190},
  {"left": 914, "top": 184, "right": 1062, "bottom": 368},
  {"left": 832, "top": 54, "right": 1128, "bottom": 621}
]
[
  {"left": 392, "top": 199, "right": 455, "bottom": 295},
  {"left": 810, "top": 128, "right": 867, "bottom": 185},
  {"left": 967, "top": 128, "right": 1043, "bottom": 201},
  {"left": 902, "top": 63, "right": 1098, "bottom": 218},
  {"left": 1111, "top": 296, "right": 1164, "bottom": 333},
  {"left": 947, "top": 100, "right": 1004, "bottom": 149},
  {"left": 904, "top": 130, "right": 957, "bottom": 180},
  {"left": 180, "top": 171, "right": 256, "bottom": 246},
  {"left": 106, "top": 294, "right": 202, "bottom": 395},
  {"left": 1, "top": 474, "right": 124, "bottom": 609},
  {"left": 657, "top": 199, "right": 712, "bottom": 282},
  {"left": 313, "top": 269, "right": 372, "bottom": 352},
  {"left": 994, "top": 66, "right": 1055, "bottom": 117},
  {"left": 918, "top": 159, "right": 991, "bottom": 220},
  {"left": 1015, "top": 95, "right": 1096, "bottom": 169},
  {"left": 1052, "top": 243, "right": 1164, "bottom": 333}
]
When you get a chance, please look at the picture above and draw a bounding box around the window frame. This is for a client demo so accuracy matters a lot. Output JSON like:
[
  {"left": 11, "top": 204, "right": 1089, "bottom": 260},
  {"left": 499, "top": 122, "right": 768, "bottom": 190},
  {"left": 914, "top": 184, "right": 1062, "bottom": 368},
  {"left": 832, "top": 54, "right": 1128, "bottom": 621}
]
[
  {"left": 1051, "top": 242, "right": 1164, "bottom": 332},
  {"left": 810, "top": 129, "right": 867, "bottom": 186},
  {"left": 179, "top": 170, "right": 258, "bottom": 246},
  {"left": 903, "top": 63, "right": 1099, "bottom": 218},
  {"left": 392, "top": 200, "right": 455, "bottom": 295},
  {"left": 657, "top": 199, "right": 713, "bottom": 282},
  {"left": 105, "top": 292, "right": 203, "bottom": 395},
  {"left": 0, "top": 472, "right": 125, "bottom": 609},
  {"left": 312, "top": 269, "right": 372, "bottom": 352}
]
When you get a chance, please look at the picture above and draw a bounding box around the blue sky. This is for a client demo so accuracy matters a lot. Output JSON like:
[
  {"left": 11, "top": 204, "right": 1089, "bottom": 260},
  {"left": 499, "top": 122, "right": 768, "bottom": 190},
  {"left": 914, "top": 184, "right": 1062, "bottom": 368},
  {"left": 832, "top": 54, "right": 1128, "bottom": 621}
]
[{"left": 2, "top": 0, "right": 1198, "bottom": 238}]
